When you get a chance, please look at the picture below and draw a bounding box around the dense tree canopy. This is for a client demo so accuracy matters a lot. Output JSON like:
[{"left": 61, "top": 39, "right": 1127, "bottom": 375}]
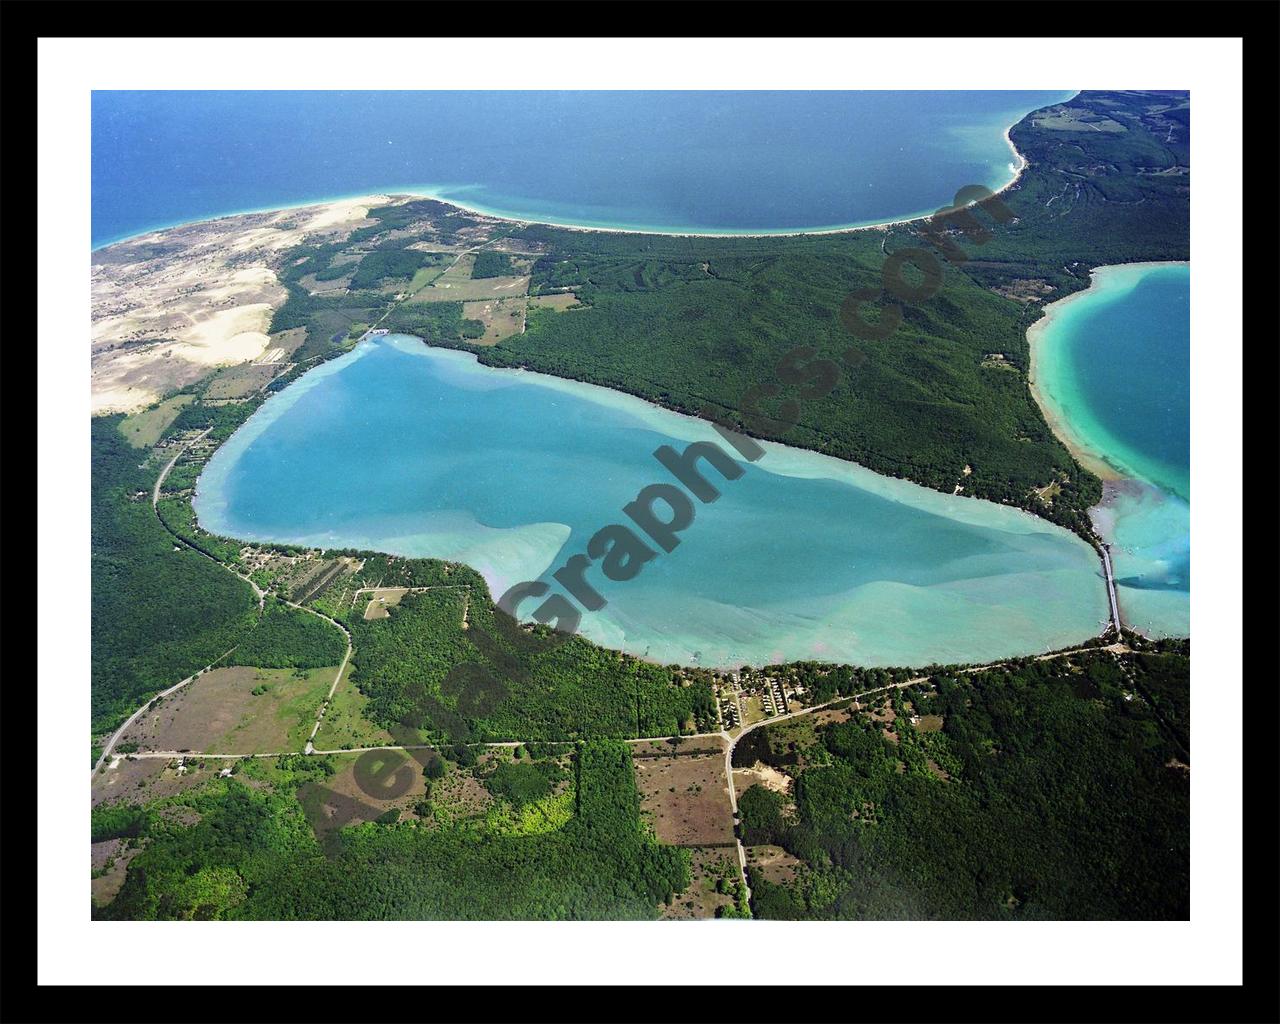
[{"left": 743, "top": 648, "right": 1190, "bottom": 920}]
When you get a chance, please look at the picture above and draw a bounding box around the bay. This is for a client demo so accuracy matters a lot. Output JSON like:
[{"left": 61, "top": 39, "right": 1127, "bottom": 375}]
[
  {"left": 92, "top": 90, "right": 1073, "bottom": 247},
  {"left": 1029, "top": 263, "right": 1190, "bottom": 638},
  {"left": 195, "top": 334, "right": 1111, "bottom": 668}
]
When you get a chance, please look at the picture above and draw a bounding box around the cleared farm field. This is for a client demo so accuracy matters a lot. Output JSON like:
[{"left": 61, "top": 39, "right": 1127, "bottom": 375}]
[
  {"left": 115, "top": 665, "right": 336, "bottom": 755},
  {"left": 633, "top": 751, "right": 735, "bottom": 846},
  {"left": 91, "top": 755, "right": 217, "bottom": 807},
  {"left": 407, "top": 264, "right": 447, "bottom": 293},
  {"left": 362, "top": 586, "right": 411, "bottom": 620},
  {"left": 118, "top": 394, "right": 195, "bottom": 448},
  {"left": 745, "top": 844, "right": 802, "bottom": 886},
  {"left": 311, "top": 662, "right": 396, "bottom": 751},
  {"left": 529, "top": 291, "right": 580, "bottom": 311},
  {"left": 203, "top": 363, "right": 279, "bottom": 400},
  {"left": 406, "top": 251, "right": 530, "bottom": 303},
  {"left": 462, "top": 297, "right": 526, "bottom": 344},
  {"left": 408, "top": 275, "right": 529, "bottom": 303},
  {"left": 298, "top": 750, "right": 432, "bottom": 839},
  {"left": 299, "top": 271, "right": 353, "bottom": 295},
  {"left": 660, "top": 846, "right": 739, "bottom": 920},
  {"left": 255, "top": 327, "right": 308, "bottom": 364}
]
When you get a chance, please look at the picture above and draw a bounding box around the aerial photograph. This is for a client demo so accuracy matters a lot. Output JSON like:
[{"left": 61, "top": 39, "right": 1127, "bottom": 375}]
[{"left": 87, "top": 88, "right": 1191, "bottom": 923}]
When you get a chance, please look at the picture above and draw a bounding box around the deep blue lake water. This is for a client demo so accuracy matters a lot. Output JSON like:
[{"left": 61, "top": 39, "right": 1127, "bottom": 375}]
[{"left": 92, "top": 90, "right": 1073, "bottom": 247}]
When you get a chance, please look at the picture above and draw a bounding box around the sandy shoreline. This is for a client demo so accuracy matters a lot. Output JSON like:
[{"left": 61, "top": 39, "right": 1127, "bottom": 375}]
[
  {"left": 97, "top": 110, "right": 1040, "bottom": 250},
  {"left": 91, "top": 103, "right": 1051, "bottom": 416},
  {"left": 1026, "top": 261, "right": 1190, "bottom": 483},
  {"left": 304, "top": 129, "right": 1031, "bottom": 242}
]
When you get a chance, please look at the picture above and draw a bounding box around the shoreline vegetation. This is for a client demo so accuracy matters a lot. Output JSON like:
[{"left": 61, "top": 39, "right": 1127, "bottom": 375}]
[
  {"left": 91, "top": 86, "right": 1192, "bottom": 715},
  {"left": 89, "top": 88, "right": 1191, "bottom": 922},
  {"left": 93, "top": 90, "right": 1191, "bottom": 649}
]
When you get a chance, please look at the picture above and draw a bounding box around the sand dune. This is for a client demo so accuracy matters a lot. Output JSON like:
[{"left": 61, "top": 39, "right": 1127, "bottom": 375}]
[{"left": 91, "top": 196, "right": 390, "bottom": 413}]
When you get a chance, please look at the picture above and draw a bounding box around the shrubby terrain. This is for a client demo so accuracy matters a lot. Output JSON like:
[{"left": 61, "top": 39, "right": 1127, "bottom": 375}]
[{"left": 96, "top": 741, "right": 687, "bottom": 920}]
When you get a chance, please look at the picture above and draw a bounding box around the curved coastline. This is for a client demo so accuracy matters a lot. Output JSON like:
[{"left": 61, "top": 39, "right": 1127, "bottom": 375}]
[
  {"left": 1026, "top": 261, "right": 1191, "bottom": 638},
  {"left": 202, "top": 335, "right": 1098, "bottom": 549},
  {"left": 96, "top": 99, "right": 1051, "bottom": 252},
  {"left": 1027, "top": 261, "right": 1191, "bottom": 486},
  {"left": 195, "top": 334, "right": 1111, "bottom": 669}
]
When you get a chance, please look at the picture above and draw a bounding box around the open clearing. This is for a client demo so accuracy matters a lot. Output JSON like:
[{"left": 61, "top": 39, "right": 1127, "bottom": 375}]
[
  {"left": 116, "top": 665, "right": 336, "bottom": 755},
  {"left": 118, "top": 394, "right": 196, "bottom": 448},
  {"left": 203, "top": 363, "right": 279, "bottom": 399},
  {"left": 407, "top": 252, "right": 530, "bottom": 303},
  {"left": 631, "top": 736, "right": 725, "bottom": 758},
  {"left": 299, "top": 271, "right": 353, "bottom": 295},
  {"left": 408, "top": 275, "right": 530, "bottom": 302},
  {"left": 311, "top": 662, "right": 397, "bottom": 750},
  {"left": 529, "top": 291, "right": 580, "bottom": 311},
  {"left": 463, "top": 298, "right": 526, "bottom": 344},
  {"left": 254, "top": 327, "right": 308, "bottom": 365},
  {"left": 91, "top": 756, "right": 222, "bottom": 807},
  {"left": 634, "top": 751, "right": 735, "bottom": 846},
  {"left": 299, "top": 750, "right": 431, "bottom": 837},
  {"left": 1033, "top": 107, "right": 1126, "bottom": 133},
  {"left": 661, "top": 846, "right": 739, "bottom": 920},
  {"left": 424, "top": 761, "right": 495, "bottom": 825},
  {"left": 407, "top": 264, "right": 447, "bottom": 293},
  {"left": 362, "top": 587, "right": 411, "bottom": 620},
  {"left": 733, "top": 762, "right": 793, "bottom": 800},
  {"left": 745, "top": 844, "right": 802, "bottom": 886},
  {"left": 91, "top": 839, "right": 141, "bottom": 907}
]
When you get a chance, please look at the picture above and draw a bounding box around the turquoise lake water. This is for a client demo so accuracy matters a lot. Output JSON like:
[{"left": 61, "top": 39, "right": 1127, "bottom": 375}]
[
  {"left": 91, "top": 91, "right": 1073, "bottom": 247},
  {"left": 1030, "top": 263, "right": 1190, "bottom": 637},
  {"left": 195, "top": 335, "right": 1110, "bottom": 668}
]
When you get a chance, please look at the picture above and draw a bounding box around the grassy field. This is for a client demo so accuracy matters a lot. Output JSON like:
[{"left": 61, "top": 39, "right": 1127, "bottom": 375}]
[
  {"left": 311, "top": 662, "right": 396, "bottom": 750},
  {"left": 462, "top": 297, "right": 526, "bottom": 344},
  {"left": 529, "top": 291, "right": 581, "bottom": 311},
  {"left": 660, "top": 846, "right": 740, "bottom": 920},
  {"left": 255, "top": 327, "right": 308, "bottom": 364},
  {"left": 633, "top": 748, "right": 735, "bottom": 846},
  {"left": 407, "top": 265, "right": 447, "bottom": 293},
  {"left": 203, "top": 364, "right": 279, "bottom": 400},
  {"left": 115, "top": 665, "right": 337, "bottom": 755},
  {"left": 361, "top": 587, "right": 411, "bottom": 620},
  {"left": 407, "top": 252, "right": 530, "bottom": 303},
  {"left": 118, "top": 394, "right": 195, "bottom": 448}
]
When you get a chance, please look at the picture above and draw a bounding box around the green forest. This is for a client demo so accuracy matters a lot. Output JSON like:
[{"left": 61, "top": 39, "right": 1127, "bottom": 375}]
[
  {"left": 741, "top": 647, "right": 1190, "bottom": 920},
  {"left": 96, "top": 741, "right": 689, "bottom": 920},
  {"left": 223, "top": 599, "right": 347, "bottom": 670},
  {"left": 340, "top": 570, "right": 717, "bottom": 743},
  {"left": 472, "top": 250, "right": 516, "bottom": 278},
  {"left": 90, "top": 416, "right": 258, "bottom": 732}
]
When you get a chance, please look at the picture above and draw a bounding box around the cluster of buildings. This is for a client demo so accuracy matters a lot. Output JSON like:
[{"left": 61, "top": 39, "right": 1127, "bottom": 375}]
[
  {"left": 760, "top": 676, "right": 789, "bottom": 717},
  {"left": 718, "top": 690, "right": 741, "bottom": 729}
]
